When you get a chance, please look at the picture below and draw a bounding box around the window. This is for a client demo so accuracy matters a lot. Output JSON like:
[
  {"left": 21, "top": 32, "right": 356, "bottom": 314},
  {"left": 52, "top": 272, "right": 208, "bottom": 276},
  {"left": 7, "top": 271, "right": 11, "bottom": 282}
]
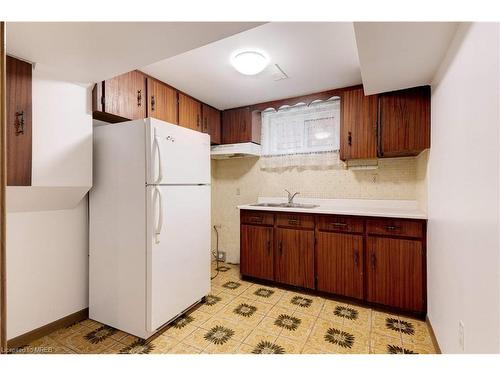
[{"left": 260, "top": 97, "right": 341, "bottom": 169}]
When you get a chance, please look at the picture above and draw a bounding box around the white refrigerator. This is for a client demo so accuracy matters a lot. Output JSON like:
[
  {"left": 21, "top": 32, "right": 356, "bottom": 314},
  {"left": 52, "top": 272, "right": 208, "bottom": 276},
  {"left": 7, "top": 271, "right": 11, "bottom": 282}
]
[{"left": 89, "top": 118, "right": 211, "bottom": 339}]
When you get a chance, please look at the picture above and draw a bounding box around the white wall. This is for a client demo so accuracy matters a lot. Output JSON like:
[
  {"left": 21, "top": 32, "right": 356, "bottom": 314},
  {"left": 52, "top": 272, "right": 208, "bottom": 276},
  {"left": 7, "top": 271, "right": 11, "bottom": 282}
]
[
  {"left": 6, "top": 65, "right": 92, "bottom": 339},
  {"left": 428, "top": 22, "right": 500, "bottom": 353},
  {"left": 31, "top": 67, "right": 92, "bottom": 187},
  {"left": 7, "top": 199, "right": 89, "bottom": 339}
]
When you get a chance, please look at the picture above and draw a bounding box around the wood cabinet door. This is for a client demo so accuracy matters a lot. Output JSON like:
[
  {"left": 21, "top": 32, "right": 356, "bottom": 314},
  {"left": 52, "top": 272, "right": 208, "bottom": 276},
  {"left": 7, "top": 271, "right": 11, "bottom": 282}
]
[
  {"left": 221, "top": 107, "right": 250, "bottom": 144},
  {"left": 240, "top": 225, "right": 273, "bottom": 281},
  {"left": 340, "top": 87, "right": 378, "bottom": 160},
  {"left": 178, "top": 93, "right": 202, "bottom": 131},
  {"left": 202, "top": 104, "right": 221, "bottom": 144},
  {"left": 378, "top": 86, "right": 430, "bottom": 157},
  {"left": 366, "top": 236, "right": 424, "bottom": 312},
  {"left": 316, "top": 232, "right": 363, "bottom": 299},
  {"left": 6, "top": 56, "right": 32, "bottom": 186},
  {"left": 147, "top": 78, "right": 177, "bottom": 124},
  {"left": 275, "top": 228, "right": 314, "bottom": 288},
  {"left": 104, "top": 70, "right": 146, "bottom": 120}
]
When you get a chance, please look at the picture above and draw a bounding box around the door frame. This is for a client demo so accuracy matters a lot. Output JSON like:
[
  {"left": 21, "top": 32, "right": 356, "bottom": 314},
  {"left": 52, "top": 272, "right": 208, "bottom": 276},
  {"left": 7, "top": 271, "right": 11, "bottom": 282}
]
[{"left": 0, "top": 21, "right": 7, "bottom": 353}]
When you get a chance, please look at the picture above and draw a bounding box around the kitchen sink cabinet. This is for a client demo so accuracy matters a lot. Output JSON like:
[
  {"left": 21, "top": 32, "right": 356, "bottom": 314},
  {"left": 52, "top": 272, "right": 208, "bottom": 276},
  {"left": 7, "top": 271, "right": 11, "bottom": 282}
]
[
  {"left": 202, "top": 104, "right": 221, "bottom": 145},
  {"left": 93, "top": 70, "right": 147, "bottom": 122},
  {"left": 147, "top": 77, "right": 178, "bottom": 124},
  {"left": 240, "top": 224, "right": 274, "bottom": 281},
  {"left": 366, "top": 236, "right": 425, "bottom": 312},
  {"left": 378, "top": 85, "right": 431, "bottom": 157},
  {"left": 275, "top": 227, "right": 315, "bottom": 289},
  {"left": 6, "top": 56, "right": 32, "bottom": 186},
  {"left": 178, "top": 93, "right": 202, "bottom": 132},
  {"left": 340, "top": 87, "right": 378, "bottom": 161},
  {"left": 315, "top": 231, "right": 364, "bottom": 299},
  {"left": 221, "top": 107, "right": 262, "bottom": 144},
  {"left": 240, "top": 209, "right": 427, "bottom": 315}
]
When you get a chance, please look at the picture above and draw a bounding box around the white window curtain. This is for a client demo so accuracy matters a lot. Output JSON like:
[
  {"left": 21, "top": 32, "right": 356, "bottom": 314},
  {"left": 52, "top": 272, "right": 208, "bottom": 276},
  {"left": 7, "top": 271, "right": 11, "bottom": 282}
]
[{"left": 260, "top": 97, "right": 343, "bottom": 170}]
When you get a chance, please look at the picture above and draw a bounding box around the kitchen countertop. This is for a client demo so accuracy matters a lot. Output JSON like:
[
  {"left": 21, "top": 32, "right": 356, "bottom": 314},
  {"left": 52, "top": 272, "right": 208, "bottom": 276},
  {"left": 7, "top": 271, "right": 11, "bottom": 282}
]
[{"left": 237, "top": 197, "right": 427, "bottom": 220}]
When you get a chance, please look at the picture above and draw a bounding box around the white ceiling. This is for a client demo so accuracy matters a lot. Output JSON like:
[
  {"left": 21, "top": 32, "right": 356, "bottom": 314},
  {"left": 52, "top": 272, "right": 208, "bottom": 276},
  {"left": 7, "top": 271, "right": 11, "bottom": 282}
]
[
  {"left": 6, "top": 22, "right": 263, "bottom": 83},
  {"left": 354, "top": 22, "right": 459, "bottom": 95},
  {"left": 141, "top": 22, "right": 362, "bottom": 110}
]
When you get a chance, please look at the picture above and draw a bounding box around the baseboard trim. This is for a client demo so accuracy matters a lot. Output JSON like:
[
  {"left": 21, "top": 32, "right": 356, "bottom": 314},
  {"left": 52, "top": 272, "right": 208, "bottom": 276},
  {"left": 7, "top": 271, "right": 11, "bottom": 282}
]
[
  {"left": 7, "top": 308, "right": 88, "bottom": 349},
  {"left": 426, "top": 316, "right": 442, "bottom": 354}
]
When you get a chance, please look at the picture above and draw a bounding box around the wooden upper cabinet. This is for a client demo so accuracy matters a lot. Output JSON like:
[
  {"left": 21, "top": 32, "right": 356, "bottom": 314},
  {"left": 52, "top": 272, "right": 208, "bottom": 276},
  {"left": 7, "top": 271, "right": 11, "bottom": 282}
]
[
  {"left": 147, "top": 78, "right": 177, "bottom": 124},
  {"left": 316, "top": 232, "right": 363, "bottom": 299},
  {"left": 101, "top": 70, "right": 147, "bottom": 121},
  {"left": 221, "top": 107, "right": 261, "bottom": 144},
  {"left": 340, "top": 87, "right": 378, "bottom": 160},
  {"left": 178, "top": 93, "right": 202, "bottom": 131},
  {"left": 366, "top": 236, "right": 424, "bottom": 313},
  {"left": 274, "top": 228, "right": 314, "bottom": 289},
  {"left": 378, "top": 86, "right": 431, "bottom": 157},
  {"left": 202, "top": 104, "right": 221, "bottom": 145},
  {"left": 240, "top": 224, "right": 274, "bottom": 281},
  {"left": 6, "top": 56, "right": 32, "bottom": 186}
]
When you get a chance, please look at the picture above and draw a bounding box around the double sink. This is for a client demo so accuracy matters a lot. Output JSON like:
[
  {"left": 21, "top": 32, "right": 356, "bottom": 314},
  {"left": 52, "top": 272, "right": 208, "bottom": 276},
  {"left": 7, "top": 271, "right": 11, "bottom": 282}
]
[{"left": 250, "top": 202, "right": 319, "bottom": 209}]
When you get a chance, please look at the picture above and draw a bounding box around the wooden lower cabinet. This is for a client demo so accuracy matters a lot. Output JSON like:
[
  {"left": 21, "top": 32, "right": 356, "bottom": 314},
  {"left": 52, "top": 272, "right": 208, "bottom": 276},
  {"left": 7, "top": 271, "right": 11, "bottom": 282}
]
[
  {"left": 316, "top": 232, "right": 363, "bottom": 299},
  {"left": 240, "top": 224, "right": 274, "bottom": 281},
  {"left": 239, "top": 209, "right": 426, "bottom": 314},
  {"left": 275, "top": 228, "right": 314, "bottom": 289},
  {"left": 366, "top": 236, "right": 424, "bottom": 313}
]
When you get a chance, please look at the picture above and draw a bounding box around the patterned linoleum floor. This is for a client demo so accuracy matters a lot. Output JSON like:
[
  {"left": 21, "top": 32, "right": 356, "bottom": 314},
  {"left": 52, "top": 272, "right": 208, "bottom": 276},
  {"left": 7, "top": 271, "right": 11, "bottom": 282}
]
[{"left": 14, "top": 262, "right": 437, "bottom": 354}]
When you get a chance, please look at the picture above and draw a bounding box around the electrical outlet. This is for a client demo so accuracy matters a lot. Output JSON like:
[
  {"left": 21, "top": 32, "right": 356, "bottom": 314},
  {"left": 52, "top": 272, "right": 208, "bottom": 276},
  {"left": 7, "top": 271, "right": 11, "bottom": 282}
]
[
  {"left": 458, "top": 320, "right": 465, "bottom": 351},
  {"left": 217, "top": 251, "right": 226, "bottom": 262},
  {"left": 236, "top": 188, "right": 241, "bottom": 196},
  {"left": 372, "top": 174, "right": 378, "bottom": 183}
]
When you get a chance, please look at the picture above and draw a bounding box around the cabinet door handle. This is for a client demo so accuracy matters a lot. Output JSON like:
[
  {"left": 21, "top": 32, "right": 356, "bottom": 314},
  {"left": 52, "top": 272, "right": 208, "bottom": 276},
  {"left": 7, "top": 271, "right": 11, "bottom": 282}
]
[
  {"left": 348, "top": 131, "right": 352, "bottom": 146},
  {"left": 371, "top": 252, "right": 376, "bottom": 270},
  {"left": 288, "top": 219, "right": 299, "bottom": 225},
  {"left": 331, "top": 222, "right": 347, "bottom": 227},
  {"left": 279, "top": 241, "right": 283, "bottom": 256},
  {"left": 15, "top": 111, "right": 25, "bottom": 135},
  {"left": 385, "top": 225, "right": 400, "bottom": 231},
  {"left": 151, "top": 95, "right": 155, "bottom": 111},
  {"left": 249, "top": 216, "right": 263, "bottom": 223},
  {"left": 353, "top": 251, "right": 359, "bottom": 267},
  {"left": 267, "top": 230, "right": 271, "bottom": 255},
  {"left": 137, "top": 90, "right": 142, "bottom": 107},
  {"left": 204, "top": 117, "right": 208, "bottom": 132},
  {"left": 197, "top": 114, "right": 200, "bottom": 129}
]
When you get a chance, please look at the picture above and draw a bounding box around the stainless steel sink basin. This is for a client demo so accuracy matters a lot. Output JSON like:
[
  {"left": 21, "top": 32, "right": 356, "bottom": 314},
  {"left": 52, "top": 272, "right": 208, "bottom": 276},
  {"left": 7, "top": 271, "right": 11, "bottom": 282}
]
[
  {"left": 250, "top": 202, "right": 319, "bottom": 209},
  {"left": 280, "top": 203, "right": 319, "bottom": 209},
  {"left": 250, "top": 203, "right": 283, "bottom": 207}
]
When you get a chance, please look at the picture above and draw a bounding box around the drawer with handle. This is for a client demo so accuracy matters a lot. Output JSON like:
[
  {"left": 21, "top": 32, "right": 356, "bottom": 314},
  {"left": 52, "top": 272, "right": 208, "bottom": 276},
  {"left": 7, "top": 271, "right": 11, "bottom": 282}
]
[
  {"left": 316, "top": 215, "right": 364, "bottom": 233},
  {"left": 366, "top": 218, "right": 424, "bottom": 238},
  {"left": 240, "top": 210, "right": 274, "bottom": 226},
  {"left": 276, "top": 213, "right": 314, "bottom": 229}
]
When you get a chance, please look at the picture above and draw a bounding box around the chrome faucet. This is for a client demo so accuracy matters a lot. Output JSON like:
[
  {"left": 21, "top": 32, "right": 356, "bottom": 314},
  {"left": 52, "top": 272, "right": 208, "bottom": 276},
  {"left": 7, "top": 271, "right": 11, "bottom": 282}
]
[{"left": 285, "top": 189, "right": 300, "bottom": 204}]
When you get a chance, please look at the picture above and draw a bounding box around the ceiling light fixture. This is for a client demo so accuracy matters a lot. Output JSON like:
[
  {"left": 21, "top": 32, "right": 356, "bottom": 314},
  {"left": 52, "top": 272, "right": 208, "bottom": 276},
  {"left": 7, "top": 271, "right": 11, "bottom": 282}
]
[{"left": 230, "top": 50, "right": 269, "bottom": 75}]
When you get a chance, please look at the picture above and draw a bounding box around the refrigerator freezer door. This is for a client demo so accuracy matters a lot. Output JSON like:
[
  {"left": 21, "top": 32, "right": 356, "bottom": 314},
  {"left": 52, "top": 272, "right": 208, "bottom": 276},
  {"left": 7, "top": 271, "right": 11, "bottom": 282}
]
[
  {"left": 146, "top": 118, "right": 210, "bottom": 185},
  {"left": 146, "top": 184, "right": 211, "bottom": 332}
]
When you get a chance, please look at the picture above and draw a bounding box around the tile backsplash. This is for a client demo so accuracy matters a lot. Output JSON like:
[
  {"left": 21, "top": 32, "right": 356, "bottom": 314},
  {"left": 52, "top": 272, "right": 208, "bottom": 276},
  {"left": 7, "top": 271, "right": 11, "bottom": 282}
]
[{"left": 211, "top": 156, "right": 426, "bottom": 263}]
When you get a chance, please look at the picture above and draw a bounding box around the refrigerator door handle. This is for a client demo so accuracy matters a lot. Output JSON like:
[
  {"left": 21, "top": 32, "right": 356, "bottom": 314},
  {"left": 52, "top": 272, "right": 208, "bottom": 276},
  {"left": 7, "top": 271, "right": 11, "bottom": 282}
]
[
  {"left": 154, "top": 187, "right": 163, "bottom": 244},
  {"left": 153, "top": 129, "right": 163, "bottom": 184}
]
